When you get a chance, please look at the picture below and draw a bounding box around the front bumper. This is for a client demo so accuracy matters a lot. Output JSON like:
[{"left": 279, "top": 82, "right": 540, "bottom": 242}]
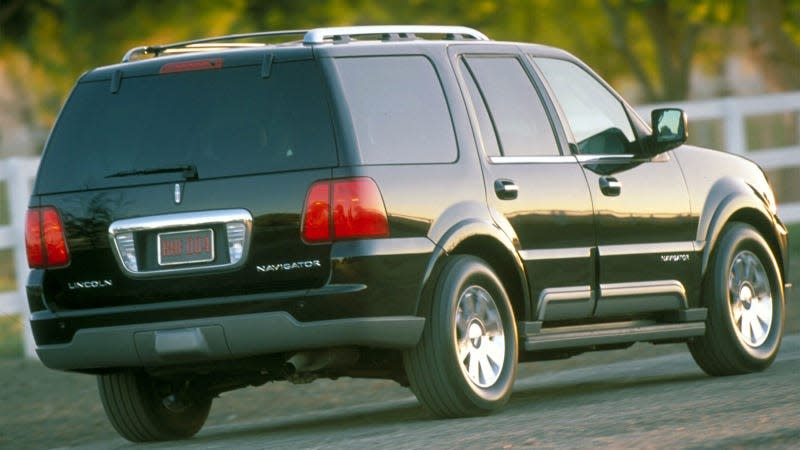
[{"left": 36, "top": 311, "right": 424, "bottom": 371}]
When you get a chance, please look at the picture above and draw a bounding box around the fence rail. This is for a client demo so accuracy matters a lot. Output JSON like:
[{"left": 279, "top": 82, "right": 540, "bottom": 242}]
[
  {"left": 2, "top": 91, "right": 800, "bottom": 359},
  {"left": 636, "top": 91, "right": 800, "bottom": 172}
]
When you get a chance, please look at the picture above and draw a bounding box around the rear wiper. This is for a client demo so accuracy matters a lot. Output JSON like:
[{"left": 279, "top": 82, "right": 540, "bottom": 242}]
[{"left": 106, "top": 164, "right": 198, "bottom": 180}]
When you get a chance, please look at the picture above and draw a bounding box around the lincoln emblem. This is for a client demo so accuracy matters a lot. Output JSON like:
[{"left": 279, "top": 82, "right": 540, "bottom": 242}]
[{"left": 174, "top": 183, "right": 182, "bottom": 204}]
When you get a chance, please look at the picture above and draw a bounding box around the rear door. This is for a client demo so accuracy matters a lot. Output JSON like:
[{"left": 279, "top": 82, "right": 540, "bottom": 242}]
[
  {"left": 452, "top": 47, "right": 597, "bottom": 322},
  {"left": 532, "top": 56, "right": 696, "bottom": 318}
]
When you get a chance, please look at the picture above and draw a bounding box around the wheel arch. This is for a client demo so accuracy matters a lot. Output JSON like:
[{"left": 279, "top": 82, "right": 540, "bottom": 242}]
[
  {"left": 700, "top": 187, "right": 786, "bottom": 288},
  {"left": 418, "top": 219, "right": 530, "bottom": 323}
]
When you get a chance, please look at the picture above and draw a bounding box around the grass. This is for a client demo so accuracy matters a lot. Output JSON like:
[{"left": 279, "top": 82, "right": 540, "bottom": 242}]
[
  {"left": 0, "top": 249, "right": 16, "bottom": 292},
  {"left": 0, "top": 315, "right": 22, "bottom": 358}
]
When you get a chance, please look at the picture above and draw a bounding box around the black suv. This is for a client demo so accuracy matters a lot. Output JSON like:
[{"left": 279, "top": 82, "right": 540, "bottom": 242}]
[{"left": 26, "top": 25, "right": 789, "bottom": 442}]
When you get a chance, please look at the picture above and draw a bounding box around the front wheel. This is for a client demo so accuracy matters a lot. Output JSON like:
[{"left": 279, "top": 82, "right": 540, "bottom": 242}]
[
  {"left": 689, "top": 222, "right": 785, "bottom": 376},
  {"left": 97, "top": 371, "right": 212, "bottom": 442},
  {"left": 404, "top": 255, "right": 518, "bottom": 417}
]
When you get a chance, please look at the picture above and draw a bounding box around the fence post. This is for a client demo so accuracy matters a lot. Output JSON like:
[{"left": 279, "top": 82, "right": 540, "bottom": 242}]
[
  {"left": 7, "top": 157, "right": 37, "bottom": 359},
  {"left": 722, "top": 97, "right": 747, "bottom": 155}
]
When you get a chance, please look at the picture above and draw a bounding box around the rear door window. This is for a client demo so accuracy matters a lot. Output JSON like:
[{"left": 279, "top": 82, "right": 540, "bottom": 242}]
[
  {"left": 333, "top": 56, "right": 457, "bottom": 164},
  {"left": 37, "top": 60, "right": 336, "bottom": 193},
  {"left": 463, "top": 56, "right": 560, "bottom": 157}
]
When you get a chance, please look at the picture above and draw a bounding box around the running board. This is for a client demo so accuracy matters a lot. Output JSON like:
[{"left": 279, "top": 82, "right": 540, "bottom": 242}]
[{"left": 522, "top": 320, "right": 706, "bottom": 352}]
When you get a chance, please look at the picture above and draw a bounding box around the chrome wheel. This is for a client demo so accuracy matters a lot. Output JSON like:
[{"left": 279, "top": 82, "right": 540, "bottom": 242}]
[
  {"left": 728, "top": 250, "right": 773, "bottom": 348},
  {"left": 405, "top": 255, "right": 517, "bottom": 416},
  {"left": 455, "top": 285, "right": 505, "bottom": 388},
  {"left": 689, "top": 223, "right": 784, "bottom": 376}
]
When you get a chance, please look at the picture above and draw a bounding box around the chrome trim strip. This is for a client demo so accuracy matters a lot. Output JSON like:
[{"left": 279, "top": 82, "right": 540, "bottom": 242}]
[
  {"left": 537, "top": 286, "right": 593, "bottom": 321},
  {"left": 110, "top": 209, "right": 252, "bottom": 234},
  {"left": 304, "top": 26, "right": 489, "bottom": 44},
  {"left": 598, "top": 241, "right": 697, "bottom": 257},
  {"left": 490, "top": 155, "right": 576, "bottom": 164},
  {"left": 331, "top": 237, "right": 435, "bottom": 258},
  {"left": 600, "top": 280, "right": 686, "bottom": 300},
  {"left": 575, "top": 154, "right": 635, "bottom": 163},
  {"left": 109, "top": 209, "right": 253, "bottom": 279},
  {"left": 597, "top": 280, "right": 689, "bottom": 316},
  {"left": 520, "top": 247, "right": 592, "bottom": 261}
]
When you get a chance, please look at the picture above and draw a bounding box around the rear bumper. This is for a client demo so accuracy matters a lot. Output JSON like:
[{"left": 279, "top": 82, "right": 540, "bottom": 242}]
[{"left": 36, "top": 311, "right": 424, "bottom": 371}]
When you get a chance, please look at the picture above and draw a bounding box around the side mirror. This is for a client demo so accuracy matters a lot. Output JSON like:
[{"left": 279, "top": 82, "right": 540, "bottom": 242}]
[{"left": 650, "top": 108, "right": 687, "bottom": 154}]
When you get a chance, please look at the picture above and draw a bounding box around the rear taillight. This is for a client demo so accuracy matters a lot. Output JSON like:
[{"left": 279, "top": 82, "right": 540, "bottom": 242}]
[
  {"left": 302, "top": 178, "right": 389, "bottom": 243},
  {"left": 25, "top": 206, "right": 70, "bottom": 268}
]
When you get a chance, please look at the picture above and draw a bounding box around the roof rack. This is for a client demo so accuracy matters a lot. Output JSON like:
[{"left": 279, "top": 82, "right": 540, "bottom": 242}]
[
  {"left": 121, "top": 30, "right": 307, "bottom": 62},
  {"left": 303, "top": 25, "right": 489, "bottom": 44},
  {"left": 120, "top": 26, "right": 490, "bottom": 62}
]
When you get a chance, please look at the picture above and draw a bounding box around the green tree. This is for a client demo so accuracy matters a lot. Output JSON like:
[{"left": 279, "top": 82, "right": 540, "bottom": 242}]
[
  {"left": 748, "top": 0, "right": 800, "bottom": 91},
  {"left": 1, "top": 0, "right": 800, "bottom": 138}
]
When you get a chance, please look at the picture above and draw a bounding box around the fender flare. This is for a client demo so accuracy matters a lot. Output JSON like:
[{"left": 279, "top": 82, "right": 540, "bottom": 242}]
[
  {"left": 416, "top": 218, "right": 531, "bottom": 320},
  {"left": 699, "top": 179, "right": 778, "bottom": 277}
]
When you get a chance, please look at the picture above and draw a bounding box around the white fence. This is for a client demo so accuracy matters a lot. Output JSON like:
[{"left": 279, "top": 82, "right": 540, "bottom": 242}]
[
  {"left": 636, "top": 91, "right": 800, "bottom": 222},
  {"left": 0, "top": 157, "right": 39, "bottom": 357},
  {"left": 2, "top": 91, "right": 800, "bottom": 359}
]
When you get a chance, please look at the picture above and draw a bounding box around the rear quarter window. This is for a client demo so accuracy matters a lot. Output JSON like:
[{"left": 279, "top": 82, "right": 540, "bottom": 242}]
[
  {"left": 333, "top": 55, "right": 457, "bottom": 165},
  {"left": 37, "top": 59, "right": 337, "bottom": 193}
]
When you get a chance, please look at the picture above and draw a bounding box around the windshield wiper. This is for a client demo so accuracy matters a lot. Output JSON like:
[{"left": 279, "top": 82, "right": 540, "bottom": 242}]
[{"left": 106, "top": 164, "right": 198, "bottom": 180}]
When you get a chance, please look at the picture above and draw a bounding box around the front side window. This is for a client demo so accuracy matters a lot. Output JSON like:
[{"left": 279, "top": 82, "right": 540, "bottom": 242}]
[
  {"left": 463, "top": 56, "right": 560, "bottom": 157},
  {"left": 334, "top": 56, "right": 457, "bottom": 165},
  {"left": 534, "top": 57, "right": 637, "bottom": 155}
]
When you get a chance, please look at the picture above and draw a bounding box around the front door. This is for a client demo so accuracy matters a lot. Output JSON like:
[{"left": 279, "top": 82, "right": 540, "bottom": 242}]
[{"left": 532, "top": 56, "right": 696, "bottom": 318}]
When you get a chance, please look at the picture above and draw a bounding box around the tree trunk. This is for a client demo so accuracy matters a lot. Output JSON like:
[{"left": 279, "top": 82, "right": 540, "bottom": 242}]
[{"left": 747, "top": 0, "right": 800, "bottom": 91}]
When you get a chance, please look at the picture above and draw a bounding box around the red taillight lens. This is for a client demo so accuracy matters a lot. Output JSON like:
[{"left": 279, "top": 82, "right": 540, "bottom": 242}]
[
  {"left": 25, "top": 210, "right": 43, "bottom": 268},
  {"left": 25, "top": 207, "right": 70, "bottom": 268},
  {"left": 302, "top": 178, "right": 389, "bottom": 243},
  {"left": 331, "top": 179, "right": 389, "bottom": 240},
  {"left": 303, "top": 182, "right": 331, "bottom": 242}
]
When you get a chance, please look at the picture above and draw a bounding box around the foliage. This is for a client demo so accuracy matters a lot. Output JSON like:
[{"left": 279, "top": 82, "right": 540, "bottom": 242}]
[
  {"left": 0, "top": 0, "right": 799, "bottom": 134},
  {"left": 0, "top": 315, "right": 22, "bottom": 358}
]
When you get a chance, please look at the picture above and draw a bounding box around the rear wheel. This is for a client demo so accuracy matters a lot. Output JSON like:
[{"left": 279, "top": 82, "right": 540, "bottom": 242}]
[
  {"left": 404, "top": 255, "right": 518, "bottom": 417},
  {"left": 97, "top": 371, "right": 212, "bottom": 442},
  {"left": 689, "top": 223, "right": 785, "bottom": 375}
]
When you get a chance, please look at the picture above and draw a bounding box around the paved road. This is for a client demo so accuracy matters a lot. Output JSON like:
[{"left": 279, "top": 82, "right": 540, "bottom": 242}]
[{"left": 83, "top": 335, "right": 800, "bottom": 449}]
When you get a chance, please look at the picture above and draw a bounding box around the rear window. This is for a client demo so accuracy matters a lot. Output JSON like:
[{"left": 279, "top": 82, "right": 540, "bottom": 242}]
[
  {"left": 37, "top": 60, "right": 336, "bottom": 193},
  {"left": 333, "top": 56, "right": 457, "bottom": 165}
]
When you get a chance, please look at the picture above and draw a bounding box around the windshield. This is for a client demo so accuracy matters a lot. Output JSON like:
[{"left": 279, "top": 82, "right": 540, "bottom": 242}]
[{"left": 37, "top": 60, "right": 337, "bottom": 193}]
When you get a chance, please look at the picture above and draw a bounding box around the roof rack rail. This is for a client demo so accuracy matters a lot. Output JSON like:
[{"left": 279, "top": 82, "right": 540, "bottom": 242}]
[
  {"left": 121, "top": 30, "right": 308, "bottom": 62},
  {"left": 303, "top": 25, "right": 489, "bottom": 44},
  {"left": 119, "top": 26, "right": 490, "bottom": 62}
]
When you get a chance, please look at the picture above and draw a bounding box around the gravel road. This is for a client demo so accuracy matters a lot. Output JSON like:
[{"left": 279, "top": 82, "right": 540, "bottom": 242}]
[{"left": 4, "top": 334, "right": 795, "bottom": 449}]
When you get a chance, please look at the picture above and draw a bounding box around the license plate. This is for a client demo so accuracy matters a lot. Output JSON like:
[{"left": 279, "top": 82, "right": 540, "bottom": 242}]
[{"left": 157, "top": 229, "right": 215, "bottom": 266}]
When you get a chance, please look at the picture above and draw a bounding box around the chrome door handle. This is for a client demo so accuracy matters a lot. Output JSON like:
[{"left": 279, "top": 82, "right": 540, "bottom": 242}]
[
  {"left": 599, "top": 176, "right": 621, "bottom": 196},
  {"left": 494, "top": 179, "right": 518, "bottom": 200}
]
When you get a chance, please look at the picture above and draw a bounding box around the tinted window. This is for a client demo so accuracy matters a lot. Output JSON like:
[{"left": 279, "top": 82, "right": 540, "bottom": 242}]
[
  {"left": 459, "top": 59, "right": 500, "bottom": 157},
  {"left": 38, "top": 60, "right": 336, "bottom": 193},
  {"left": 464, "top": 57, "right": 559, "bottom": 157},
  {"left": 334, "top": 56, "right": 457, "bottom": 164},
  {"left": 534, "top": 57, "right": 636, "bottom": 155}
]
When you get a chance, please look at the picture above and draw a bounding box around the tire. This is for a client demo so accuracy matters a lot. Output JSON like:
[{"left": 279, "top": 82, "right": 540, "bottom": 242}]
[
  {"left": 404, "top": 255, "right": 518, "bottom": 417},
  {"left": 97, "top": 371, "right": 212, "bottom": 442},
  {"left": 688, "top": 222, "right": 785, "bottom": 376}
]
